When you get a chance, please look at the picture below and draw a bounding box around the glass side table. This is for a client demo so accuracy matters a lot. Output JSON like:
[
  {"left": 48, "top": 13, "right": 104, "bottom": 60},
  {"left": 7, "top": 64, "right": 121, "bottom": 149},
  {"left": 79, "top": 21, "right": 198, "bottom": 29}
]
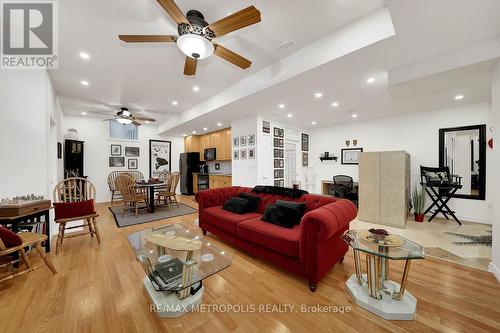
[{"left": 342, "top": 230, "right": 425, "bottom": 320}]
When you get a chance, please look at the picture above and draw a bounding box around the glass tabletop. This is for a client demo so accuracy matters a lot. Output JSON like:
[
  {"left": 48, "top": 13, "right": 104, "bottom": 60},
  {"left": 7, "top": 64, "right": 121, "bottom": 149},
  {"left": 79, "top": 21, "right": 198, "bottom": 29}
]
[
  {"left": 127, "top": 223, "right": 232, "bottom": 292},
  {"left": 342, "top": 229, "right": 425, "bottom": 260}
]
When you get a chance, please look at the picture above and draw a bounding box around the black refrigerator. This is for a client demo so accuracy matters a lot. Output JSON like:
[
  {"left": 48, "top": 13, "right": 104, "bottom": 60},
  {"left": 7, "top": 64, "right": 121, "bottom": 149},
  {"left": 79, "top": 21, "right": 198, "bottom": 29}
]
[{"left": 180, "top": 152, "right": 200, "bottom": 195}]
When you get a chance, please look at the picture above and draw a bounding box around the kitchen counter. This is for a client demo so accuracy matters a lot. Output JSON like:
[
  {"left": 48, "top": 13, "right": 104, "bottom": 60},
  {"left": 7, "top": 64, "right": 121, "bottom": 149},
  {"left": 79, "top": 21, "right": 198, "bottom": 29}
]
[{"left": 192, "top": 173, "right": 232, "bottom": 194}]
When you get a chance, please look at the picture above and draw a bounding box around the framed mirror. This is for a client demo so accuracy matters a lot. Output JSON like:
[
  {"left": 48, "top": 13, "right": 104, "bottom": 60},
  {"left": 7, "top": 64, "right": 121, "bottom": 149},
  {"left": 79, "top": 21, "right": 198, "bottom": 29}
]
[{"left": 439, "top": 124, "right": 486, "bottom": 200}]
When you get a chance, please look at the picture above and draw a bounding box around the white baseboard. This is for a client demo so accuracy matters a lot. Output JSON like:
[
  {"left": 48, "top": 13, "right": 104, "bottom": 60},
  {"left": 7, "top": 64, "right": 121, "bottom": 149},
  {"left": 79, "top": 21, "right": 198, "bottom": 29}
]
[{"left": 488, "top": 262, "right": 500, "bottom": 283}]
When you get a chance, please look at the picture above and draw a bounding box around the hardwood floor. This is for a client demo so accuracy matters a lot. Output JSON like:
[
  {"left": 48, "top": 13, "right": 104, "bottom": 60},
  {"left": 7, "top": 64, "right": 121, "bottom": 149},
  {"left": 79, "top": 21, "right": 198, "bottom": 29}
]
[{"left": 1, "top": 195, "right": 499, "bottom": 333}]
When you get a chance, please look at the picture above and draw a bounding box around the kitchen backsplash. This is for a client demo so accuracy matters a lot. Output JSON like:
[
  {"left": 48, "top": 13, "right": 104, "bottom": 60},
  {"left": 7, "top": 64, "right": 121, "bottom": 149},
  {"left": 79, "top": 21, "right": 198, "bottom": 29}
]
[{"left": 207, "top": 161, "right": 232, "bottom": 174}]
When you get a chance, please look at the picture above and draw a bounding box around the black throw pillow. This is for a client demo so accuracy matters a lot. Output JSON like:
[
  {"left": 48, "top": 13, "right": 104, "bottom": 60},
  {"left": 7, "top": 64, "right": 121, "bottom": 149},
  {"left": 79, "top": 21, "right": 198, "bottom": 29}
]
[
  {"left": 275, "top": 200, "right": 306, "bottom": 216},
  {"left": 239, "top": 193, "right": 260, "bottom": 212},
  {"left": 222, "top": 197, "right": 250, "bottom": 214},
  {"left": 261, "top": 205, "right": 302, "bottom": 229}
]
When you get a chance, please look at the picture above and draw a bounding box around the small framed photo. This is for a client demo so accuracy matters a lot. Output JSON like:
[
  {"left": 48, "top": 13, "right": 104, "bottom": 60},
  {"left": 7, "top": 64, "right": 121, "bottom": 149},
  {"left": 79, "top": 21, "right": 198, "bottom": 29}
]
[
  {"left": 301, "top": 133, "right": 309, "bottom": 151},
  {"left": 274, "top": 180, "right": 282, "bottom": 187},
  {"left": 111, "top": 144, "right": 122, "bottom": 156},
  {"left": 248, "top": 148, "right": 255, "bottom": 159},
  {"left": 278, "top": 128, "right": 284, "bottom": 138},
  {"left": 341, "top": 148, "right": 363, "bottom": 165},
  {"left": 240, "top": 136, "right": 247, "bottom": 146},
  {"left": 263, "top": 120, "right": 271, "bottom": 134},
  {"left": 302, "top": 152, "right": 308, "bottom": 167},
  {"left": 273, "top": 138, "right": 284, "bottom": 148},
  {"left": 233, "top": 137, "right": 239, "bottom": 147},
  {"left": 274, "top": 159, "right": 280, "bottom": 168},
  {"left": 125, "top": 146, "right": 140, "bottom": 157},
  {"left": 248, "top": 134, "right": 255, "bottom": 145},
  {"left": 109, "top": 156, "right": 125, "bottom": 167},
  {"left": 240, "top": 149, "right": 247, "bottom": 159},
  {"left": 273, "top": 127, "right": 280, "bottom": 137},
  {"left": 274, "top": 169, "right": 284, "bottom": 179},
  {"left": 233, "top": 150, "right": 239, "bottom": 160},
  {"left": 128, "top": 158, "right": 138, "bottom": 169}
]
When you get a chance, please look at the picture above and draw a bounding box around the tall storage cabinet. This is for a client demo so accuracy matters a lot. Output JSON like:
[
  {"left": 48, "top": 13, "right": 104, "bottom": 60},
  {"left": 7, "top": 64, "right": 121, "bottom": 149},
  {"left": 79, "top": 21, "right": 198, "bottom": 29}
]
[{"left": 358, "top": 151, "right": 410, "bottom": 228}]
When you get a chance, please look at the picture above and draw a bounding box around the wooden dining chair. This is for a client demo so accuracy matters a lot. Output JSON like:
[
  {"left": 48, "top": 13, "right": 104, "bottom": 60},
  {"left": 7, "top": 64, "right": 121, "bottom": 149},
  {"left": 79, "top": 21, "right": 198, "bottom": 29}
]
[
  {"left": 107, "top": 171, "right": 144, "bottom": 205},
  {"left": 155, "top": 171, "right": 171, "bottom": 195},
  {"left": 156, "top": 172, "right": 180, "bottom": 208},
  {"left": 53, "top": 177, "right": 101, "bottom": 254},
  {"left": 115, "top": 174, "right": 148, "bottom": 217},
  {"left": 0, "top": 232, "right": 57, "bottom": 282}
]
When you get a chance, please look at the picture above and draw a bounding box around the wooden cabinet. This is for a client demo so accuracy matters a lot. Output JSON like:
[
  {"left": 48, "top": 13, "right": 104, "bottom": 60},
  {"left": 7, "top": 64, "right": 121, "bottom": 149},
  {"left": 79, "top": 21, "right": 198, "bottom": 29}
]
[
  {"left": 193, "top": 174, "right": 198, "bottom": 194},
  {"left": 192, "top": 174, "right": 232, "bottom": 193},
  {"left": 184, "top": 128, "right": 231, "bottom": 161}
]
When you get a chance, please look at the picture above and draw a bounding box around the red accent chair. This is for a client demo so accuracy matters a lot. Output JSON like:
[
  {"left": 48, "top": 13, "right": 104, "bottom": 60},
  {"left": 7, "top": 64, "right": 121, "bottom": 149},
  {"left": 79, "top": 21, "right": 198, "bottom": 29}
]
[{"left": 195, "top": 186, "right": 357, "bottom": 291}]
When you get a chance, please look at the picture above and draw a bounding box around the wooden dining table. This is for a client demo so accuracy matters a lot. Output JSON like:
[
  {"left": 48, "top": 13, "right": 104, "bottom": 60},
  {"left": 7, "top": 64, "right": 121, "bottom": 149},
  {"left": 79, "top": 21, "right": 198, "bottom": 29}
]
[{"left": 135, "top": 181, "right": 165, "bottom": 213}]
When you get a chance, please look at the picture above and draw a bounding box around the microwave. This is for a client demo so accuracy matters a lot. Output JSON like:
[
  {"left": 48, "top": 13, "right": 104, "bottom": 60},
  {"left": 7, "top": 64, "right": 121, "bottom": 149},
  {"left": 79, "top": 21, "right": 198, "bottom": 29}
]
[{"left": 204, "top": 148, "right": 216, "bottom": 161}]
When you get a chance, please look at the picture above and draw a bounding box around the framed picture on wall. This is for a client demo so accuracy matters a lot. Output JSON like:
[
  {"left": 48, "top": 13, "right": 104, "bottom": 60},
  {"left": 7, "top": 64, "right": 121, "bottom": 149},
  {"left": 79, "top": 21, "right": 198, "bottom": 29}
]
[
  {"left": 263, "top": 120, "right": 271, "bottom": 134},
  {"left": 109, "top": 156, "right": 125, "bottom": 167},
  {"left": 128, "top": 159, "right": 138, "bottom": 169},
  {"left": 125, "top": 147, "right": 140, "bottom": 157},
  {"left": 301, "top": 133, "right": 309, "bottom": 151},
  {"left": 240, "top": 136, "right": 247, "bottom": 146},
  {"left": 149, "top": 140, "right": 171, "bottom": 178},
  {"left": 248, "top": 148, "right": 255, "bottom": 159},
  {"left": 278, "top": 128, "right": 284, "bottom": 138},
  {"left": 233, "top": 137, "right": 239, "bottom": 147},
  {"left": 341, "top": 148, "right": 363, "bottom": 165},
  {"left": 111, "top": 144, "right": 122, "bottom": 156},
  {"left": 240, "top": 149, "right": 247, "bottom": 159},
  {"left": 233, "top": 150, "right": 239, "bottom": 160},
  {"left": 273, "top": 127, "right": 280, "bottom": 137},
  {"left": 302, "top": 152, "right": 308, "bottom": 167},
  {"left": 248, "top": 134, "right": 255, "bottom": 145}
]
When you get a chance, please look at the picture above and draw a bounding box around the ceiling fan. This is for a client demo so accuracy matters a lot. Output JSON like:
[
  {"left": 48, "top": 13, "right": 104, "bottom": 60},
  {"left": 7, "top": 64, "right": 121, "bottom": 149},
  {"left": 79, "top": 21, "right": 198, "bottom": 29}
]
[
  {"left": 89, "top": 106, "right": 155, "bottom": 126},
  {"left": 118, "top": 0, "right": 261, "bottom": 76}
]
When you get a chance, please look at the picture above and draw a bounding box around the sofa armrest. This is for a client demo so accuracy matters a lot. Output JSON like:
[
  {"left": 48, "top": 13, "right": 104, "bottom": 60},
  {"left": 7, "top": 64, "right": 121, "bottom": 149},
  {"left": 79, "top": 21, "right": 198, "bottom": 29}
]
[{"left": 300, "top": 199, "right": 357, "bottom": 285}]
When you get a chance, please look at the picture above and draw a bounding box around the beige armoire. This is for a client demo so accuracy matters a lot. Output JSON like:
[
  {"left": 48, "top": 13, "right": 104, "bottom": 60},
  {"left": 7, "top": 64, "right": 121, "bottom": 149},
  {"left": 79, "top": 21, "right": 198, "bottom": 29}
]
[{"left": 358, "top": 151, "right": 410, "bottom": 228}]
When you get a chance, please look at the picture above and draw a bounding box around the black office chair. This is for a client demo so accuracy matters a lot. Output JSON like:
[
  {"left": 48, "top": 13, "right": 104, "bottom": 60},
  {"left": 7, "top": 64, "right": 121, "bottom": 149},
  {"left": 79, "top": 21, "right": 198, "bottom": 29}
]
[
  {"left": 330, "top": 175, "right": 358, "bottom": 206},
  {"left": 420, "top": 166, "right": 463, "bottom": 224}
]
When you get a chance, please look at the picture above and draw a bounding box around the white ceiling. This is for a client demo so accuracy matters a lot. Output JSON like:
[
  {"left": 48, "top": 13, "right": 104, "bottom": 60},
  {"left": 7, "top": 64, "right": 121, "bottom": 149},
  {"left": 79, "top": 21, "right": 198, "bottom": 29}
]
[
  {"left": 52, "top": 0, "right": 500, "bottom": 134},
  {"left": 52, "top": 0, "right": 385, "bottom": 123}
]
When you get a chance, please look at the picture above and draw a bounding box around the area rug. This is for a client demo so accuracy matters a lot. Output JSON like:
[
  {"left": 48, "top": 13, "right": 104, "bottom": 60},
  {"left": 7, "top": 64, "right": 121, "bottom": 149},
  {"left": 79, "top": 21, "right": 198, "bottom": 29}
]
[
  {"left": 445, "top": 231, "right": 492, "bottom": 246},
  {"left": 109, "top": 203, "right": 197, "bottom": 228}
]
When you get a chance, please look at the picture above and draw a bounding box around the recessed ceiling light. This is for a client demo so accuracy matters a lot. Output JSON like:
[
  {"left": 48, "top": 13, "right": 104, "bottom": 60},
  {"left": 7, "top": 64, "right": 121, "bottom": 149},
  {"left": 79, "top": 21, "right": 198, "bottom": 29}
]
[
  {"left": 366, "top": 77, "right": 376, "bottom": 84},
  {"left": 203, "top": 127, "right": 208, "bottom": 131},
  {"left": 331, "top": 102, "right": 339, "bottom": 107},
  {"left": 192, "top": 130, "right": 197, "bottom": 134},
  {"left": 80, "top": 80, "right": 89, "bottom": 86},
  {"left": 287, "top": 113, "right": 293, "bottom": 118},
  {"left": 311, "top": 121, "right": 317, "bottom": 125},
  {"left": 79, "top": 52, "right": 90, "bottom": 60},
  {"left": 278, "top": 104, "right": 285, "bottom": 109},
  {"left": 193, "top": 86, "right": 200, "bottom": 92},
  {"left": 183, "top": 133, "right": 187, "bottom": 137},
  {"left": 217, "top": 123, "right": 222, "bottom": 127},
  {"left": 172, "top": 101, "right": 178, "bottom": 106},
  {"left": 314, "top": 92, "right": 323, "bottom": 98},
  {"left": 351, "top": 113, "right": 358, "bottom": 118},
  {"left": 455, "top": 95, "right": 464, "bottom": 100},
  {"left": 145, "top": 121, "right": 150, "bottom": 124},
  {"left": 81, "top": 112, "right": 87, "bottom": 115}
]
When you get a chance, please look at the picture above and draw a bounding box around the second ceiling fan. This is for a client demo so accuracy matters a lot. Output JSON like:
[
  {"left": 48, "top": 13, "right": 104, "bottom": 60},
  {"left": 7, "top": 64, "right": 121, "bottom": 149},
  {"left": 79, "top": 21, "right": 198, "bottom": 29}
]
[{"left": 119, "top": 0, "right": 261, "bottom": 76}]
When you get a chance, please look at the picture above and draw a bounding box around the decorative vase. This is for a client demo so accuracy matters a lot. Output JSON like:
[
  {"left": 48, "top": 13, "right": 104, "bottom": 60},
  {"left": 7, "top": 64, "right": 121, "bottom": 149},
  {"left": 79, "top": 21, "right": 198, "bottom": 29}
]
[{"left": 414, "top": 213, "right": 425, "bottom": 222}]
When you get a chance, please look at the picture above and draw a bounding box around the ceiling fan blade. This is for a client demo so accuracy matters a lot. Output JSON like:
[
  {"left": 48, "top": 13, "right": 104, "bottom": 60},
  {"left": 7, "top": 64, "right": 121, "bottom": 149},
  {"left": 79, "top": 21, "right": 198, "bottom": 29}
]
[
  {"left": 183, "top": 56, "right": 197, "bottom": 76},
  {"left": 156, "top": 0, "right": 190, "bottom": 25},
  {"left": 214, "top": 44, "right": 251, "bottom": 69},
  {"left": 132, "top": 120, "right": 142, "bottom": 126},
  {"left": 89, "top": 110, "right": 113, "bottom": 115},
  {"left": 134, "top": 117, "right": 156, "bottom": 122},
  {"left": 118, "top": 35, "right": 177, "bottom": 43},
  {"left": 102, "top": 118, "right": 117, "bottom": 121},
  {"left": 207, "top": 6, "right": 261, "bottom": 37}
]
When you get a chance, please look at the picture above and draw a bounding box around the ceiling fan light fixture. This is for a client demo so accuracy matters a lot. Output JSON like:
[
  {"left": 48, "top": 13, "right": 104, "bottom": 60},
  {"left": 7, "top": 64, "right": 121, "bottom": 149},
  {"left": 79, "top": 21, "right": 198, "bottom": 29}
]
[
  {"left": 116, "top": 118, "right": 133, "bottom": 125},
  {"left": 176, "top": 34, "right": 214, "bottom": 60}
]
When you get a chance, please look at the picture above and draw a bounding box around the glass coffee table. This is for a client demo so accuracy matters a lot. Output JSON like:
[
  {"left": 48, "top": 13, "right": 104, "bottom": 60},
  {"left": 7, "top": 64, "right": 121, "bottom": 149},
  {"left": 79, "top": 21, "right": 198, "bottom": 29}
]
[
  {"left": 342, "top": 230, "right": 425, "bottom": 320},
  {"left": 128, "top": 223, "right": 232, "bottom": 318}
]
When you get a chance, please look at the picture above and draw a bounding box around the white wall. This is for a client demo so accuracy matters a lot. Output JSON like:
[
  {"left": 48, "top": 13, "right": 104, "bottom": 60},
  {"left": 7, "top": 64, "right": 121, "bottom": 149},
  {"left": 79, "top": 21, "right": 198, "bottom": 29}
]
[
  {"left": 491, "top": 62, "right": 500, "bottom": 281},
  {"left": 309, "top": 102, "right": 493, "bottom": 224},
  {"left": 63, "top": 116, "right": 184, "bottom": 203}
]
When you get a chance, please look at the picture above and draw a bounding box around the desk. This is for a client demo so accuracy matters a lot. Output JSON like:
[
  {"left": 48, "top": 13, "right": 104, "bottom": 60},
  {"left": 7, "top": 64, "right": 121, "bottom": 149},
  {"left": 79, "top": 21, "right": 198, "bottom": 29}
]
[{"left": 321, "top": 180, "right": 359, "bottom": 196}]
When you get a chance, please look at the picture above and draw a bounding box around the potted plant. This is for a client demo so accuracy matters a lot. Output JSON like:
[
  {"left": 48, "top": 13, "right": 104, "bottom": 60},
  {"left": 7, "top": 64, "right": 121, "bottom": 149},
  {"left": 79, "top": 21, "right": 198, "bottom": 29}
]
[{"left": 412, "top": 184, "right": 426, "bottom": 222}]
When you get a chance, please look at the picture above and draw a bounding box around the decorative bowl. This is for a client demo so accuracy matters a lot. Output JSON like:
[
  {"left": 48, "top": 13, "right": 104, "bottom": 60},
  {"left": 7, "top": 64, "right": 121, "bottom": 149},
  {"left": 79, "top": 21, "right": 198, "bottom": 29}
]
[{"left": 368, "top": 228, "right": 389, "bottom": 242}]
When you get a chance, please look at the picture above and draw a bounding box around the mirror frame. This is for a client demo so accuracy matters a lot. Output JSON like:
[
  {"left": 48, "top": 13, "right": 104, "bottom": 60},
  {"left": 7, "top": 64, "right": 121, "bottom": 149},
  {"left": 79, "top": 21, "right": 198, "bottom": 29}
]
[{"left": 438, "top": 124, "right": 486, "bottom": 200}]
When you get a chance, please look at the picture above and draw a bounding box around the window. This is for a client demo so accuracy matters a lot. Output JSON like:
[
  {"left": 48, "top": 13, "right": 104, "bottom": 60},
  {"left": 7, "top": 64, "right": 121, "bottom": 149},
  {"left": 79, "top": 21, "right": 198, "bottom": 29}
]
[{"left": 109, "top": 120, "right": 138, "bottom": 140}]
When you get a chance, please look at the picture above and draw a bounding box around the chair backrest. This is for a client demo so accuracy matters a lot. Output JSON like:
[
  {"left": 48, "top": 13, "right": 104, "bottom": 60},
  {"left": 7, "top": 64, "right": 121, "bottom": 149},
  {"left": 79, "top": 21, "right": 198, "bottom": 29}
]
[
  {"left": 107, "top": 171, "right": 144, "bottom": 191},
  {"left": 53, "top": 177, "right": 96, "bottom": 203},
  {"left": 158, "top": 171, "right": 171, "bottom": 183},
  {"left": 169, "top": 172, "right": 180, "bottom": 193},
  {"left": 115, "top": 174, "right": 138, "bottom": 201},
  {"left": 332, "top": 175, "right": 353, "bottom": 198},
  {"left": 420, "top": 166, "right": 450, "bottom": 184}
]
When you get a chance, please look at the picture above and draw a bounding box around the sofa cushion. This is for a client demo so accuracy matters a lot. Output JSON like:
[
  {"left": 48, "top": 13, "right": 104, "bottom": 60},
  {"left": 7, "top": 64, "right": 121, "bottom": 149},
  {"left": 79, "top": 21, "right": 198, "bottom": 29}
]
[
  {"left": 237, "top": 216, "right": 301, "bottom": 258},
  {"left": 261, "top": 204, "right": 302, "bottom": 228},
  {"left": 238, "top": 193, "right": 260, "bottom": 212},
  {"left": 222, "top": 197, "right": 252, "bottom": 214},
  {"left": 203, "top": 206, "right": 261, "bottom": 235},
  {"left": 275, "top": 200, "right": 306, "bottom": 215}
]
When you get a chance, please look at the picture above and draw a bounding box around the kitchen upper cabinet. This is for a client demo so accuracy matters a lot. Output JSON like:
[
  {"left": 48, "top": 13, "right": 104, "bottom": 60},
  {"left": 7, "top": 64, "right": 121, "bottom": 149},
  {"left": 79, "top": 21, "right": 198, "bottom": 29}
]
[
  {"left": 185, "top": 128, "right": 231, "bottom": 161},
  {"left": 184, "top": 135, "right": 200, "bottom": 153}
]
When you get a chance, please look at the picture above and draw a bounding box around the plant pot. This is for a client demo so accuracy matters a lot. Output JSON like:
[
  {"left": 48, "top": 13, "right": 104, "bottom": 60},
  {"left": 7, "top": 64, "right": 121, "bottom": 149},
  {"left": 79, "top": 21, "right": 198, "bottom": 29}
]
[{"left": 414, "top": 213, "right": 425, "bottom": 222}]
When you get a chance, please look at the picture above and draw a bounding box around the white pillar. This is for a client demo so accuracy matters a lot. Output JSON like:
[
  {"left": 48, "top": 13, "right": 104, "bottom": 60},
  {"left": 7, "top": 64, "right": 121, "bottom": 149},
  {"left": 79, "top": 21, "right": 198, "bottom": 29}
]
[{"left": 491, "top": 61, "right": 500, "bottom": 282}]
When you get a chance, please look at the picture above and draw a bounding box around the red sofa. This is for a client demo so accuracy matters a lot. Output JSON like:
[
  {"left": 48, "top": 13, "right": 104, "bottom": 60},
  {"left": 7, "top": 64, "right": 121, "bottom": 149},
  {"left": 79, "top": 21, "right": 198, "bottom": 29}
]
[{"left": 195, "top": 186, "right": 357, "bottom": 291}]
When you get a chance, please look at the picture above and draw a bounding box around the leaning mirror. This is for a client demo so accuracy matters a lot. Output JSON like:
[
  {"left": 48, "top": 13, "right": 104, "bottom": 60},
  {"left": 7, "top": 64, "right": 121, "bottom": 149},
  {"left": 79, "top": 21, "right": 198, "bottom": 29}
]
[{"left": 439, "top": 124, "right": 486, "bottom": 200}]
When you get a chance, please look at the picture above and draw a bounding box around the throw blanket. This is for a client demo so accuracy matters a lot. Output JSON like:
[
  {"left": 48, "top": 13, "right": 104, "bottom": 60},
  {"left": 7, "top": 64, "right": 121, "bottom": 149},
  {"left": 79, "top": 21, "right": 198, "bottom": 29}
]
[{"left": 251, "top": 185, "right": 308, "bottom": 198}]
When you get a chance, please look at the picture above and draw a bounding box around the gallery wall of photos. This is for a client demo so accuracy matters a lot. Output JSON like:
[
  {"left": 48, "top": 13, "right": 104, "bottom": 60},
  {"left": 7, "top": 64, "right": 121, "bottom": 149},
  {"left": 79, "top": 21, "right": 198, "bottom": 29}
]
[
  {"left": 233, "top": 134, "right": 256, "bottom": 162},
  {"left": 109, "top": 144, "right": 139, "bottom": 170},
  {"left": 273, "top": 127, "right": 285, "bottom": 187}
]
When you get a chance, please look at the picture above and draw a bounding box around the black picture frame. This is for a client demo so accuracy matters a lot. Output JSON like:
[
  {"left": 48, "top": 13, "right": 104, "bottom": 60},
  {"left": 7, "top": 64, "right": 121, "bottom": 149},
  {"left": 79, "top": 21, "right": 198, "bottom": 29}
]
[
  {"left": 302, "top": 152, "right": 308, "bottom": 167},
  {"left": 109, "top": 156, "right": 125, "bottom": 167},
  {"left": 111, "top": 144, "right": 122, "bottom": 156},
  {"left": 128, "top": 158, "right": 138, "bottom": 170},
  {"left": 341, "top": 148, "right": 363, "bottom": 165},
  {"left": 125, "top": 146, "right": 140, "bottom": 157},
  {"left": 301, "top": 133, "right": 309, "bottom": 151},
  {"left": 278, "top": 128, "right": 284, "bottom": 138},
  {"left": 439, "top": 124, "right": 486, "bottom": 200},
  {"left": 149, "top": 140, "right": 171, "bottom": 178},
  {"left": 57, "top": 142, "right": 62, "bottom": 159},
  {"left": 273, "top": 127, "right": 280, "bottom": 137},
  {"left": 274, "top": 149, "right": 284, "bottom": 158}
]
